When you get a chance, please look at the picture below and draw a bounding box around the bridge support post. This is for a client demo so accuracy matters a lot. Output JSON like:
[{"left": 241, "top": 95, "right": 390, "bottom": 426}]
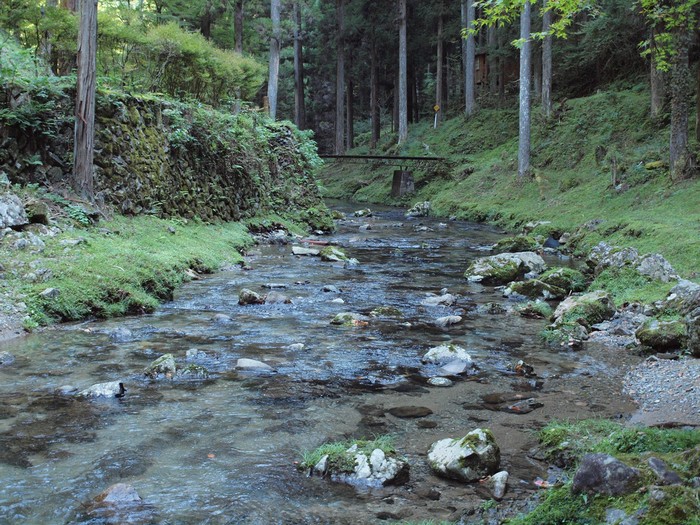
[{"left": 391, "top": 170, "right": 414, "bottom": 197}]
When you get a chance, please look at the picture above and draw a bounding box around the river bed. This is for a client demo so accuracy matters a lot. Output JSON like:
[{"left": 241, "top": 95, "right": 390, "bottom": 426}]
[{"left": 0, "top": 202, "right": 640, "bottom": 524}]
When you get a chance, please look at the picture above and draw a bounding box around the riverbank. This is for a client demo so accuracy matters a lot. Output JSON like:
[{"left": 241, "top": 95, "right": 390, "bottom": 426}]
[{"left": 318, "top": 86, "right": 700, "bottom": 281}]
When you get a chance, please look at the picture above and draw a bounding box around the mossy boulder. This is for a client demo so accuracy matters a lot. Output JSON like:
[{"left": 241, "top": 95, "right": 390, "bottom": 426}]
[
  {"left": 506, "top": 279, "right": 567, "bottom": 300},
  {"left": 370, "top": 306, "right": 404, "bottom": 318},
  {"left": 298, "top": 206, "right": 334, "bottom": 232},
  {"left": 553, "top": 290, "right": 616, "bottom": 328},
  {"left": 331, "top": 312, "right": 369, "bottom": 326},
  {"left": 635, "top": 318, "right": 687, "bottom": 352},
  {"left": 144, "top": 353, "right": 176, "bottom": 379},
  {"left": 427, "top": 428, "right": 500, "bottom": 482},
  {"left": 492, "top": 235, "right": 540, "bottom": 254},
  {"left": 465, "top": 252, "right": 546, "bottom": 285},
  {"left": 320, "top": 246, "right": 350, "bottom": 262},
  {"left": 539, "top": 267, "right": 587, "bottom": 293}
]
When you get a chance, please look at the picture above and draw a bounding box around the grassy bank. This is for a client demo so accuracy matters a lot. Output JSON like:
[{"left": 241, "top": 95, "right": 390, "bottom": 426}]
[
  {"left": 319, "top": 86, "right": 700, "bottom": 281},
  {"left": 0, "top": 204, "right": 314, "bottom": 331}
]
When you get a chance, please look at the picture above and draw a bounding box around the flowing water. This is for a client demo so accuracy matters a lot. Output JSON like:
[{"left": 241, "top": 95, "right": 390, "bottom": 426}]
[{"left": 0, "top": 202, "right": 639, "bottom": 524}]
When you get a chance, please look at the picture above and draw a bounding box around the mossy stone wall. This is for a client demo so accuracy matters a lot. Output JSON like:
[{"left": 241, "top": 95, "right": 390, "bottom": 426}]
[{"left": 0, "top": 87, "right": 324, "bottom": 222}]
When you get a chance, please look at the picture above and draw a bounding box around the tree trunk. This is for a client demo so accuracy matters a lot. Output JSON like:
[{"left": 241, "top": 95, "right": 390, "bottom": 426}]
[
  {"left": 487, "top": 26, "right": 497, "bottom": 96},
  {"left": 518, "top": 0, "right": 531, "bottom": 179},
  {"left": 435, "top": 13, "right": 443, "bottom": 126},
  {"left": 649, "top": 31, "right": 667, "bottom": 122},
  {"left": 335, "top": 0, "right": 346, "bottom": 154},
  {"left": 370, "top": 37, "right": 380, "bottom": 149},
  {"left": 541, "top": 0, "right": 552, "bottom": 117},
  {"left": 464, "top": 0, "right": 476, "bottom": 115},
  {"left": 267, "top": 0, "right": 281, "bottom": 120},
  {"left": 497, "top": 29, "right": 505, "bottom": 102},
  {"left": 293, "top": 1, "right": 306, "bottom": 129},
  {"left": 42, "top": 0, "right": 57, "bottom": 75},
  {"left": 60, "top": 0, "right": 77, "bottom": 10},
  {"left": 696, "top": 63, "right": 700, "bottom": 142},
  {"left": 346, "top": 63, "right": 354, "bottom": 150},
  {"left": 200, "top": 1, "right": 213, "bottom": 39},
  {"left": 234, "top": 0, "right": 243, "bottom": 53},
  {"left": 73, "top": 0, "right": 97, "bottom": 202},
  {"left": 532, "top": 41, "right": 541, "bottom": 98},
  {"left": 398, "top": 0, "right": 408, "bottom": 144},
  {"left": 669, "top": 28, "right": 692, "bottom": 180}
]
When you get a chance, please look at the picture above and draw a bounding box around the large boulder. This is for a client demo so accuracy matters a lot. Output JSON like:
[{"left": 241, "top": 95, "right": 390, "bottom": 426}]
[
  {"left": 405, "top": 201, "right": 431, "bottom": 218},
  {"left": 636, "top": 253, "right": 679, "bottom": 283},
  {"left": 0, "top": 192, "right": 28, "bottom": 229},
  {"left": 586, "top": 242, "right": 639, "bottom": 275},
  {"left": 665, "top": 280, "right": 700, "bottom": 315},
  {"left": 552, "top": 290, "right": 616, "bottom": 328},
  {"left": 539, "top": 267, "right": 587, "bottom": 293},
  {"left": 465, "top": 252, "right": 546, "bottom": 285},
  {"left": 427, "top": 428, "right": 500, "bottom": 482},
  {"left": 635, "top": 318, "right": 687, "bottom": 352},
  {"left": 572, "top": 453, "right": 641, "bottom": 496}
]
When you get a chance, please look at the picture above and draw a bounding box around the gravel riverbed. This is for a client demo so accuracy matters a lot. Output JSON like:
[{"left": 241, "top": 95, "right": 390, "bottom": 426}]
[{"left": 624, "top": 356, "right": 700, "bottom": 426}]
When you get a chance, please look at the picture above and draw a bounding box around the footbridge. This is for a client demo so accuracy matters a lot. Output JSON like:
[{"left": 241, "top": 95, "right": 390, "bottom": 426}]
[{"left": 319, "top": 154, "right": 447, "bottom": 197}]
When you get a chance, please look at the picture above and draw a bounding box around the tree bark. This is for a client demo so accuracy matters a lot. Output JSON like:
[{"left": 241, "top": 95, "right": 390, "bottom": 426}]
[
  {"left": 487, "top": 26, "right": 497, "bottom": 96},
  {"left": 669, "top": 28, "right": 692, "bottom": 180},
  {"left": 541, "top": 0, "right": 552, "bottom": 118},
  {"left": 293, "top": 1, "right": 306, "bottom": 129},
  {"left": 370, "top": 36, "right": 380, "bottom": 149},
  {"left": 464, "top": 0, "right": 476, "bottom": 115},
  {"left": 335, "top": 0, "right": 346, "bottom": 154},
  {"left": 435, "top": 13, "right": 443, "bottom": 125},
  {"left": 200, "top": 1, "right": 213, "bottom": 39},
  {"left": 518, "top": 0, "right": 532, "bottom": 179},
  {"left": 234, "top": 0, "right": 243, "bottom": 53},
  {"left": 267, "top": 0, "right": 281, "bottom": 120},
  {"left": 73, "top": 0, "right": 97, "bottom": 202},
  {"left": 649, "top": 31, "right": 667, "bottom": 122},
  {"left": 346, "top": 56, "right": 354, "bottom": 150},
  {"left": 398, "top": 0, "right": 408, "bottom": 144}
]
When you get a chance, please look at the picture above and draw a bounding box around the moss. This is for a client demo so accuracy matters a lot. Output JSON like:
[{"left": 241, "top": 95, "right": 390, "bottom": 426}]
[
  {"left": 300, "top": 435, "right": 398, "bottom": 473},
  {"left": 590, "top": 267, "right": 676, "bottom": 305},
  {"left": 509, "top": 279, "right": 567, "bottom": 300},
  {"left": 635, "top": 318, "right": 688, "bottom": 351},
  {"left": 370, "top": 306, "right": 404, "bottom": 318},
  {"left": 466, "top": 259, "right": 522, "bottom": 285},
  {"left": 493, "top": 235, "right": 540, "bottom": 254},
  {"left": 540, "top": 267, "right": 588, "bottom": 293}
]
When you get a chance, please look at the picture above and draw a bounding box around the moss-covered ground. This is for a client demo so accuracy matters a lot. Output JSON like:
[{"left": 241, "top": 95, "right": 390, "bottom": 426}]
[{"left": 319, "top": 86, "right": 700, "bottom": 284}]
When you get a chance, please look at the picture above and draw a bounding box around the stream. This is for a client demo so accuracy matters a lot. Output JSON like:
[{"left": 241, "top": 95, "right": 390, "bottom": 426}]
[{"left": 0, "top": 202, "right": 639, "bottom": 524}]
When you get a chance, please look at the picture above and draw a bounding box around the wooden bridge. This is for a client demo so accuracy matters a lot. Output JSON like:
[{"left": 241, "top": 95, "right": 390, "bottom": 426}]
[{"left": 319, "top": 154, "right": 447, "bottom": 197}]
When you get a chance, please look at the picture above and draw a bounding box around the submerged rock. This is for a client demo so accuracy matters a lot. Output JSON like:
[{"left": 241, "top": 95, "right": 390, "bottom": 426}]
[
  {"left": 427, "top": 428, "right": 500, "bottom": 482},
  {"left": 235, "top": 358, "right": 274, "bottom": 372},
  {"left": 0, "top": 351, "right": 16, "bottom": 367},
  {"left": 434, "top": 315, "right": 462, "bottom": 328},
  {"left": 421, "top": 293, "right": 456, "bottom": 306},
  {"left": 388, "top": 406, "right": 433, "bottom": 418},
  {"left": 176, "top": 364, "right": 210, "bottom": 379}
]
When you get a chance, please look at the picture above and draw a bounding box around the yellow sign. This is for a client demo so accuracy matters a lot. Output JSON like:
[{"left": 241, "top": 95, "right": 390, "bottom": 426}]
[{"left": 433, "top": 104, "right": 440, "bottom": 112}]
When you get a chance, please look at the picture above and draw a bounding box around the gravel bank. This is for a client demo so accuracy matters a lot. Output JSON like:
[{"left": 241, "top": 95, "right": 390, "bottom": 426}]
[{"left": 623, "top": 357, "right": 700, "bottom": 426}]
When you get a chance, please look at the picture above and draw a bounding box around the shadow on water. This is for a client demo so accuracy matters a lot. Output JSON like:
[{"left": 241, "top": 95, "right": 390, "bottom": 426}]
[{"left": 0, "top": 201, "right": 639, "bottom": 524}]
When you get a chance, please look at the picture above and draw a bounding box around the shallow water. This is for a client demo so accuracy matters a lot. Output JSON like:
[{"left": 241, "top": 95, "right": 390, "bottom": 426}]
[{"left": 0, "top": 202, "right": 639, "bottom": 524}]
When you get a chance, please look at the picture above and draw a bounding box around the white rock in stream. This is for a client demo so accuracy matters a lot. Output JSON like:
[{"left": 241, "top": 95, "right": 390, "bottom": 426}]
[
  {"left": 428, "top": 428, "right": 500, "bottom": 482},
  {"left": 490, "top": 470, "right": 509, "bottom": 500},
  {"left": 77, "top": 381, "right": 124, "bottom": 398},
  {"left": 434, "top": 315, "right": 462, "bottom": 328},
  {"left": 292, "top": 246, "right": 320, "bottom": 256},
  {"left": 439, "top": 359, "right": 472, "bottom": 375},
  {"left": 421, "top": 293, "right": 456, "bottom": 307},
  {"left": 427, "top": 377, "right": 454, "bottom": 387},
  {"left": 236, "top": 358, "right": 274, "bottom": 372},
  {"left": 422, "top": 344, "right": 473, "bottom": 366}
]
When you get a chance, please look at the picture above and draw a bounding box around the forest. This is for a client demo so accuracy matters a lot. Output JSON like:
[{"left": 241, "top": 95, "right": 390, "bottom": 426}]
[{"left": 1, "top": 1, "right": 700, "bottom": 525}]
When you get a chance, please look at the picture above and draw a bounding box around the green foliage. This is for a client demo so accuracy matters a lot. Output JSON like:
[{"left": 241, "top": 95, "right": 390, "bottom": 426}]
[
  {"left": 590, "top": 267, "right": 675, "bottom": 305},
  {"left": 300, "top": 435, "right": 397, "bottom": 473},
  {"left": 15, "top": 215, "right": 253, "bottom": 325}
]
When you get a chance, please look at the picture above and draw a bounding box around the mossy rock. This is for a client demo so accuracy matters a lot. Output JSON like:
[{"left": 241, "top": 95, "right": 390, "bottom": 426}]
[
  {"left": 144, "top": 353, "right": 176, "bottom": 379},
  {"left": 330, "top": 312, "right": 368, "bottom": 326},
  {"left": 299, "top": 206, "right": 335, "bottom": 232},
  {"left": 320, "top": 246, "right": 349, "bottom": 262},
  {"left": 370, "top": 306, "right": 404, "bottom": 318},
  {"left": 542, "top": 323, "right": 589, "bottom": 347},
  {"left": 635, "top": 318, "right": 687, "bottom": 352},
  {"left": 493, "top": 235, "right": 540, "bottom": 254},
  {"left": 508, "top": 279, "right": 567, "bottom": 300},
  {"left": 539, "top": 267, "right": 587, "bottom": 293},
  {"left": 553, "top": 290, "right": 616, "bottom": 328},
  {"left": 465, "top": 252, "right": 546, "bottom": 285}
]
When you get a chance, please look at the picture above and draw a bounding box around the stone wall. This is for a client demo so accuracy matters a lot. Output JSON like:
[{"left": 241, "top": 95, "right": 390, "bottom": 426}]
[{"left": 0, "top": 86, "right": 325, "bottom": 223}]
